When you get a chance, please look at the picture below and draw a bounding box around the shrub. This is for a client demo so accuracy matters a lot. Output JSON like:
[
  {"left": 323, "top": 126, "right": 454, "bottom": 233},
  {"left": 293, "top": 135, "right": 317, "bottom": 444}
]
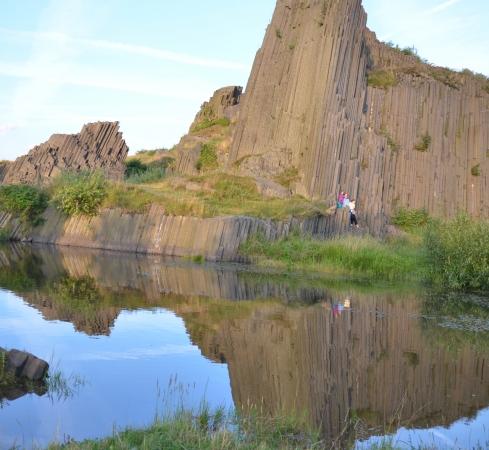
[
  {"left": 414, "top": 132, "right": 432, "bottom": 152},
  {"left": 471, "top": 163, "right": 481, "bottom": 177},
  {"left": 275, "top": 28, "right": 282, "bottom": 38},
  {"left": 0, "top": 184, "right": 48, "bottom": 227},
  {"left": 126, "top": 166, "right": 166, "bottom": 184},
  {"left": 423, "top": 212, "right": 489, "bottom": 290},
  {"left": 391, "top": 206, "right": 429, "bottom": 230},
  {"left": 195, "top": 144, "right": 219, "bottom": 172},
  {"left": 125, "top": 159, "right": 148, "bottom": 177},
  {"left": 50, "top": 170, "right": 107, "bottom": 216},
  {"left": 0, "top": 227, "right": 10, "bottom": 241}
]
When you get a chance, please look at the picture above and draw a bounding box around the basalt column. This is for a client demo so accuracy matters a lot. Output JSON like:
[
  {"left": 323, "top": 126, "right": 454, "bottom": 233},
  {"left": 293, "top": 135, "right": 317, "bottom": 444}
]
[
  {"left": 228, "top": 0, "right": 372, "bottom": 210},
  {"left": 228, "top": 0, "right": 489, "bottom": 235}
]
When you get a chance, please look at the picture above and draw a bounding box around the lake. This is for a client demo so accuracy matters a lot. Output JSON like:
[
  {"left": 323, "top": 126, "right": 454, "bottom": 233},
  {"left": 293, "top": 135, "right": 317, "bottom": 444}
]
[{"left": 1, "top": 243, "right": 489, "bottom": 448}]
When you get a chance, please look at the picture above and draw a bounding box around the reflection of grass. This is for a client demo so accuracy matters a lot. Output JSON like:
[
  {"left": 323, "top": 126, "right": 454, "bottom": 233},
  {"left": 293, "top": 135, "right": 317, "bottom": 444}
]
[{"left": 0, "top": 354, "right": 88, "bottom": 408}]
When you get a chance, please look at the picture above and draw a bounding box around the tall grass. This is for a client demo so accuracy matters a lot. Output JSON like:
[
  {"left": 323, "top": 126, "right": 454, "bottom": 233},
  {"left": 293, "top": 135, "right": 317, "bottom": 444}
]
[
  {"left": 424, "top": 212, "right": 489, "bottom": 290},
  {"left": 47, "top": 401, "right": 321, "bottom": 449},
  {"left": 240, "top": 232, "right": 425, "bottom": 281}
]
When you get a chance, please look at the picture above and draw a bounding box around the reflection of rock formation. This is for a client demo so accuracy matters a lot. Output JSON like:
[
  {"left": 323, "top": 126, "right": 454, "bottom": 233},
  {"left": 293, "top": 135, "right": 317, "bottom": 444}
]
[
  {"left": 175, "top": 297, "right": 489, "bottom": 440},
  {"left": 1, "top": 122, "right": 128, "bottom": 185},
  {"left": 1, "top": 244, "right": 488, "bottom": 439},
  {"left": 22, "top": 291, "right": 121, "bottom": 336}
]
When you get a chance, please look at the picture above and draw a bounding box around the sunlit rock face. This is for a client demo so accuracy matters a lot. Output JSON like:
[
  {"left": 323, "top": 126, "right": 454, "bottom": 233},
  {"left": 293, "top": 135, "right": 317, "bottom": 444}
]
[
  {"left": 227, "top": 0, "right": 489, "bottom": 235},
  {"left": 0, "top": 122, "right": 128, "bottom": 185}
]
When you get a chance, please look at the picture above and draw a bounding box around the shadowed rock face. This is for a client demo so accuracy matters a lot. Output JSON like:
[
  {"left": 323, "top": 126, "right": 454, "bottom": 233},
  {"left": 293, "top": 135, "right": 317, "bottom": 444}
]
[
  {"left": 225, "top": 0, "right": 489, "bottom": 235},
  {"left": 0, "top": 121, "right": 129, "bottom": 185}
]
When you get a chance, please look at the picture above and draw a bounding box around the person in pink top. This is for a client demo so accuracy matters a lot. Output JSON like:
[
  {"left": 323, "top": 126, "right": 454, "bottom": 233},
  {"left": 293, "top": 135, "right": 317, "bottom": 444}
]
[{"left": 337, "top": 190, "right": 344, "bottom": 209}]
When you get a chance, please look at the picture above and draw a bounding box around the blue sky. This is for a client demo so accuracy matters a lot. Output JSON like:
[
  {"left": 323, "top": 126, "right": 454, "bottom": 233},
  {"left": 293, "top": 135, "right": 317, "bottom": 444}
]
[{"left": 0, "top": 0, "right": 487, "bottom": 160}]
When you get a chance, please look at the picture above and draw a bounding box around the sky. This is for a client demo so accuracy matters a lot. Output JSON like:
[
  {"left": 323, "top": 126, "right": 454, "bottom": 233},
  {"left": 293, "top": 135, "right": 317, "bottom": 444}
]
[{"left": 0, "top": 0, "right": 487, "bottom": 160}]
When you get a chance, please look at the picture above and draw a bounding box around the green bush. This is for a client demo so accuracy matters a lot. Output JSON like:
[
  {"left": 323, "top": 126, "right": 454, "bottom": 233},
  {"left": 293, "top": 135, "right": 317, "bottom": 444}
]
[
  {"left": 50, "top": 170, "right": 107, "bottom": 216},
  {"left": 0, "top": 184, "right": 48, "bottom": 227},
  {"left": 0, "top": 227, "right": 10, "bottom": 241},
  {"left": 391, "top": 206, "right": 429, "bottom": 230},
  {"left": 125, "top": 158, "right": 148, "bottom": 177},
  {"left": 471, "top": 163, "right": 481, "bottom": 177},
  {"left": 423, "top": 212, "right": 489, "bottom": 290},
  {"left": 195, "top": 143, "right": 219, "bottom": 171},
  {"left": 126, "top": 166, "right": 166, "bottom": 184}
]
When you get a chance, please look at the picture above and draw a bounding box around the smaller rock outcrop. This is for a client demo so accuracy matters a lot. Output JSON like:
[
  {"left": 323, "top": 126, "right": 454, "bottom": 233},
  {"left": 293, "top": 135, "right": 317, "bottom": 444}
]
[
  {"left": 173, "top": 86, "right": 243, "bottom": 175},
  {"left": 1, "top": 121, "right": 129, "bottom": 185}
]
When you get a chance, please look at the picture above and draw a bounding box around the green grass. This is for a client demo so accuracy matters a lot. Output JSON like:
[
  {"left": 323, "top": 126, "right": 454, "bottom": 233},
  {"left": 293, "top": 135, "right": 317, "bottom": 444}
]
[
  {"left": 47, "top": 402, "right": 321, "bottom": 450},
  {"left": 367, "top": 70, "right": 398, "bottom": 90},
  {"left": 195, "top": 143, "right": 219, "bottom": 171},
  {"left": 240, "top": 232, "right": 425, "bottom": 281},
  {"left": 191, "top": 118, "right": 230, "bottom": 134},
  {"left": 145, "top": 172, "right": 327, "bottom": 221},
  {"left": 424, "top": 212, "right": 489, "bottom": 290},
  {"left": 103, "top": 183, "right": 163, "bottom": 214}
]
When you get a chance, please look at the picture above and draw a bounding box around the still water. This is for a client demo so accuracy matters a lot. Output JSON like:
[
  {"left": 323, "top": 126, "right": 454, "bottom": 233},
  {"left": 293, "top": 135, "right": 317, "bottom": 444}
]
[{"left": 0, "top": 243, "right": 489, "bottom": 448}]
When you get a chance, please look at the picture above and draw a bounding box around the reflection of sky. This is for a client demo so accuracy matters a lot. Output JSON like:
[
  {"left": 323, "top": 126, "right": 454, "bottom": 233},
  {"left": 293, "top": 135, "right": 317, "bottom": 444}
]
[
  {"left": 360, "top": 408, "right": 489, "bottom": 449},
  {"left": 0, "top": 290, "right": 232, "bottom": 448}
]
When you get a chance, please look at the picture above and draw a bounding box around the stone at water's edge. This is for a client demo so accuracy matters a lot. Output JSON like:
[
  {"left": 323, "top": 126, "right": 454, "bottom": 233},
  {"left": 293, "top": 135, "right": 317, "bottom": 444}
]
[
  {"left": 0, "top": 121, "right": 129, "bottom": 185},
  {"left": 2, "top": 348, "right": 49, "bottom": 381}
]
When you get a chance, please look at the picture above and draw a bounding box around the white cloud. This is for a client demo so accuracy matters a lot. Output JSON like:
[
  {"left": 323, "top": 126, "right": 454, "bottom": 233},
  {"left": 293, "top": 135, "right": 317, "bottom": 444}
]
[
  {"left": 0, "top": 123, "right": 18, "bottom": 133},
  {"left": 0, "top": 61, "right": 211, "bottom": 101},
  {"left": 422, "top": 0, "right": 461, "bottom": 16},
  {"left": 0, "top": 28, "right": 250, "bottom": 71}
]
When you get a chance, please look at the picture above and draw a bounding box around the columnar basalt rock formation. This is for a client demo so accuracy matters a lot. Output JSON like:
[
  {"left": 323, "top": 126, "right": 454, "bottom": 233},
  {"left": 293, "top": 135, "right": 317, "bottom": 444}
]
[
  {"left": 1, "top": 122, "right": 129, "bottom": 185},
  {"left": 0, "top": 205, "right": 354, "bottom": 261},
  {"left": 173, "top": 86, "right": 243, "bottom": 175},
  {"left": 225, "top": 0, "right": 489, "bottom": 235}
]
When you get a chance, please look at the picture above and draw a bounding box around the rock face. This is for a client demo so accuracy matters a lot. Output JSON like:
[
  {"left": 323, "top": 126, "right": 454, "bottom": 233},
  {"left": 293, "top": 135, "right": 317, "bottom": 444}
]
[
  {"left": 1, "top": 122, "right": 129, "bottom": 185},
  {"left": 173, "top": 86, "right": 243, "bottom": 176},
  {"left": 226, "top": 0, "right": 489, "bottom": 235},
  {"left": 0, "top": 206, "right": 356, "bottom": 261}
]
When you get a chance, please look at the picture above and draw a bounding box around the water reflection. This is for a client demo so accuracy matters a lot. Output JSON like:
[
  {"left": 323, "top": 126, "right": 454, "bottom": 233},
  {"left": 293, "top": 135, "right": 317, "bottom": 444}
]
[{"left": 1, "top": 243, "right": 489, "bottom": 445}]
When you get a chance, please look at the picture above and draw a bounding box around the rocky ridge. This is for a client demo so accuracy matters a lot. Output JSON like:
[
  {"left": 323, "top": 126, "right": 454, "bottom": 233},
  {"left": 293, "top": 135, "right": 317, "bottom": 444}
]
[{"left": 0, "top": 122, "right": 129, "bottom": 185}]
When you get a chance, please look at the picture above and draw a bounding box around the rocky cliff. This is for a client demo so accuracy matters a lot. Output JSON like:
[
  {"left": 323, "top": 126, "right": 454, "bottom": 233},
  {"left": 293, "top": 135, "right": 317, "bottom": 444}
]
[
  {"left": 173, "top": 86, "right": 243, "bottom": 176},
  {"left": 0, "top": 122, "right": 129, "bottom": 185},
  {"left": 222, "top": 0, "right": 489, "bottom": 235}
]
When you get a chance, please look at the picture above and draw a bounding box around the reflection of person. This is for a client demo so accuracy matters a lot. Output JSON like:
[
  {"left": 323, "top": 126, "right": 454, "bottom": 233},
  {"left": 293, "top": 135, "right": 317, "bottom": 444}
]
[
  {"left": 342, "top": 194, "right": 350, "bottom": 208},
  {"left": 344, "top": 298, "right": 351, "bottom": 309},
  {"left": 333, "top": 302, "right": 340, "bottom": 318}
]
